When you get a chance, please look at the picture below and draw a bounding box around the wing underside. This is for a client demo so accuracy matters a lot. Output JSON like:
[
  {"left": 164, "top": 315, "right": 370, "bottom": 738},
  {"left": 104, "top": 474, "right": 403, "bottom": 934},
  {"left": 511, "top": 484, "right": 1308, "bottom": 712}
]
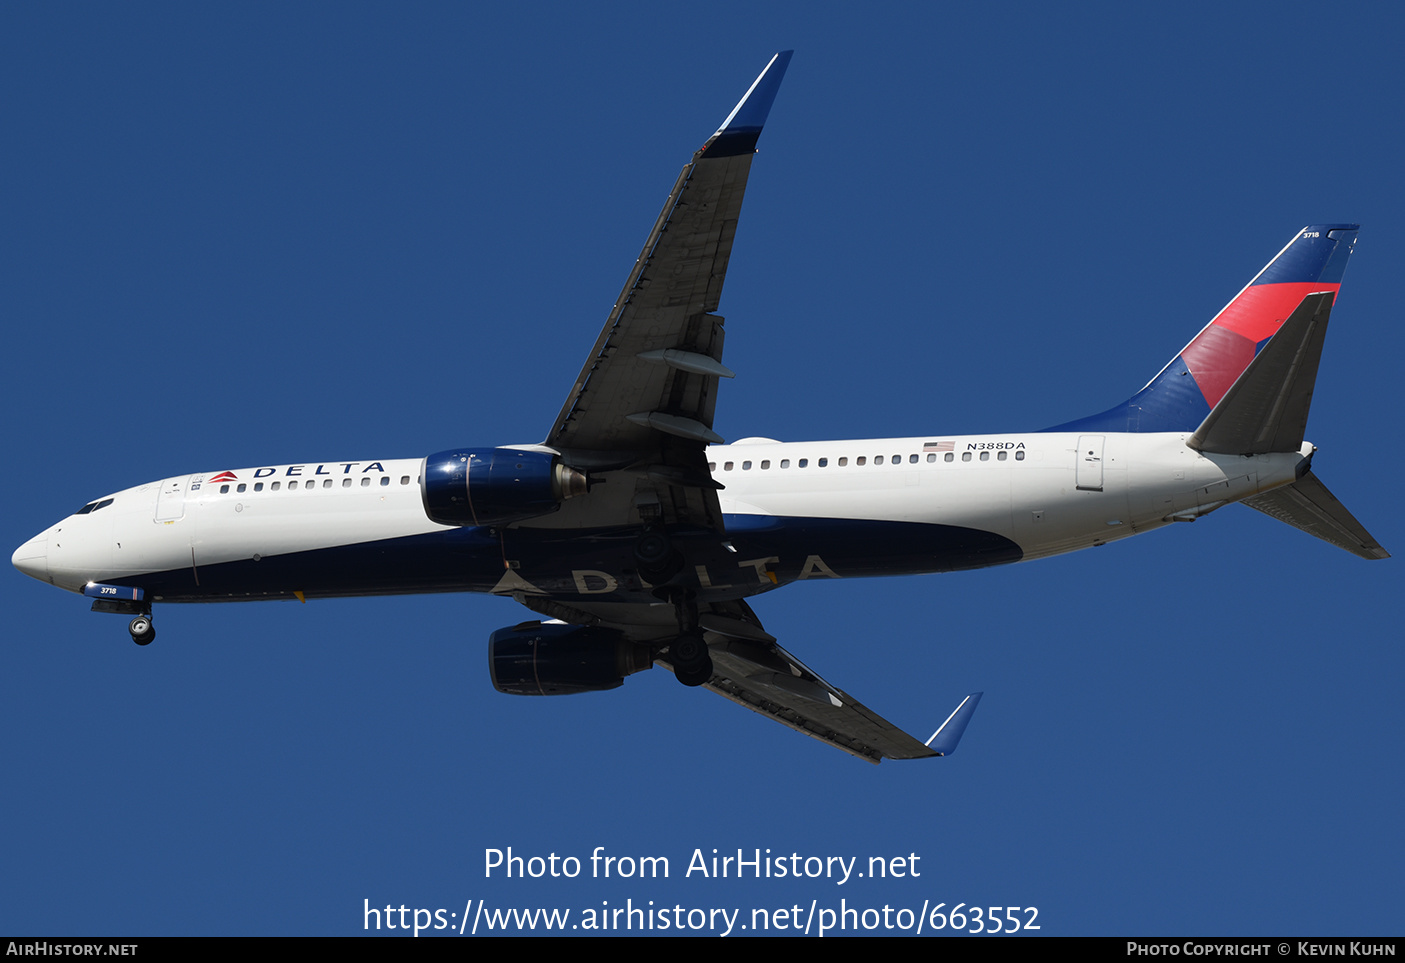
[
  {"left": 542, "top": 53, "right": 795, "bottom": 536},
  {"left": 545, "top": 55, "right": 792, "bottom": 457},
  {"left": 698, "top": 640, "right": 941, "bottom": 763}
]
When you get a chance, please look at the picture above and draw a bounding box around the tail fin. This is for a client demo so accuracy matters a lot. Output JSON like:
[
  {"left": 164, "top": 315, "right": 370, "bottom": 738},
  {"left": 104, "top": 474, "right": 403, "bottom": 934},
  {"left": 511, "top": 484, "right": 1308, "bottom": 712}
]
[{"left": 1048, "top": 225, "right": 1359, "bottom": 433}]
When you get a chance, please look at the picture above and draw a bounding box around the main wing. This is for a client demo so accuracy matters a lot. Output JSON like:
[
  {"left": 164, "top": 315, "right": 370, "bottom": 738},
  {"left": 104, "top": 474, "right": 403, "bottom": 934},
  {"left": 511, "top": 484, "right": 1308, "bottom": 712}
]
[
  {"left": 515, "top": 54, "right": 980, "bottom": 762},
  {"left": 540, "top": 51, "right": 791, "bottom": 533}
]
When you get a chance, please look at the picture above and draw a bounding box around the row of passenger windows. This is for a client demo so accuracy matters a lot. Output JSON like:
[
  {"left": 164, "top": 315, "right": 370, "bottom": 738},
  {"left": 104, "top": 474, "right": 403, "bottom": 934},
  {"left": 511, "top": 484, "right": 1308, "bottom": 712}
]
[
  {"left": 708, "top": 450, "right": 1027, "bottom": 472},
  {"left": 217, "top": 476, "right": 416, "bottom": 494}
]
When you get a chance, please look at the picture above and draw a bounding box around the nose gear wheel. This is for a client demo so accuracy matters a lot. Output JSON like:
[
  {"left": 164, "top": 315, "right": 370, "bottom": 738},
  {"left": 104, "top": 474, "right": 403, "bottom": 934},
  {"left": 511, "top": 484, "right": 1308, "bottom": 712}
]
[{"left": 129, "top": 616, "right": 155, "bottom": 646}]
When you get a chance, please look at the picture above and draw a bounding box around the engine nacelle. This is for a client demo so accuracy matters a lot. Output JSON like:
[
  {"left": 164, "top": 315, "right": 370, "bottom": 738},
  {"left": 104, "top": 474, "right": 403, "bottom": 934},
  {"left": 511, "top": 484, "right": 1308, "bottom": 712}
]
[
  {"left": 489, "top": 622, "right": 652, "bottom": 696},
  {"left": 421, "top": 447, "right": 586, "bottom": 527}
]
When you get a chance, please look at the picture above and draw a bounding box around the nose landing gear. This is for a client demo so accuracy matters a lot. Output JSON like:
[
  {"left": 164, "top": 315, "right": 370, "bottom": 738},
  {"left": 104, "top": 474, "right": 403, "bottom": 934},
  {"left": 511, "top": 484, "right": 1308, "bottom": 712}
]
[
  {"left": 88, "top": 594, "right": 155, "bottom": 645},
  {"left": 129, "top": 615, "right": 155, "bottom": 646}
]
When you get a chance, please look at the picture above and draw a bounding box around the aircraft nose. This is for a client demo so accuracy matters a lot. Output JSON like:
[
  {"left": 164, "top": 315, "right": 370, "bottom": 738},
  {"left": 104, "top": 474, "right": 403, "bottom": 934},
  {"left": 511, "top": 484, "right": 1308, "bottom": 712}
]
[{"left": 12, "top": 533, "right": 49, "bottom": 583}]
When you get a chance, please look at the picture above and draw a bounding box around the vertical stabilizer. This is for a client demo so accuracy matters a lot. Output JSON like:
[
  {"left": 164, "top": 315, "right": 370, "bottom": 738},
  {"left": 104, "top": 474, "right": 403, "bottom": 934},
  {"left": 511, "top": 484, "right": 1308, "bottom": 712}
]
[{"left": 1048, "top": 225, "right": 1358, "bottom": 433}]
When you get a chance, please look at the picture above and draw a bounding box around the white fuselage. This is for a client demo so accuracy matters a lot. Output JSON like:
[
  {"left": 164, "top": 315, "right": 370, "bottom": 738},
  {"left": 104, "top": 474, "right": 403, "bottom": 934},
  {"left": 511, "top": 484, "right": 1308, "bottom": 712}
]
[
  {"left": 709, "top": 432, "right": 1307, "bottom": 563},
  {"left": 14, "top": 433, "right": 1310, "bottom": 604}
]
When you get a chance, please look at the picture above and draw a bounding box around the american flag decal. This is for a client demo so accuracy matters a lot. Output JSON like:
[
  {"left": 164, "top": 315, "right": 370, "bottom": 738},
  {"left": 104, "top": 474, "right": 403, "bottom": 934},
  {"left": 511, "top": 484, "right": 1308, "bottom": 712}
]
[{"left": 923, "top": 441, "right": 954, "bottom": 452}]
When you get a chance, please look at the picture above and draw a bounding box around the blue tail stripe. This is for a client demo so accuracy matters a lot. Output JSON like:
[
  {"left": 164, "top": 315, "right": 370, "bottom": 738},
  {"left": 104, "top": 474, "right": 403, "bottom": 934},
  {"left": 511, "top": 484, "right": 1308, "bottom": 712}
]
[
  {"left": 1254, "top": 225, "right": 1358, "bottom": 286},
  {"left": 1044, "top": 356, "right": 1210, "bottom": 434}
]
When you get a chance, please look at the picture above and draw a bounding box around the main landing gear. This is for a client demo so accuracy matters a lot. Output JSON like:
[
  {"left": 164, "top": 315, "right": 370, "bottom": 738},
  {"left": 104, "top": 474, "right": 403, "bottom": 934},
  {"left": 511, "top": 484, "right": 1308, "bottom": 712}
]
[
  {"left": 128, "top": 615, "right": 155, "bottom": 646},
  {"left": 670, "top": 630, "right": 712, "bottom": 687},
  {"left": 664, "top": 589, "right": 713, "bottom": 687},
  {"left": 634, "top": 525, "right": 711, "bottom": 685}
]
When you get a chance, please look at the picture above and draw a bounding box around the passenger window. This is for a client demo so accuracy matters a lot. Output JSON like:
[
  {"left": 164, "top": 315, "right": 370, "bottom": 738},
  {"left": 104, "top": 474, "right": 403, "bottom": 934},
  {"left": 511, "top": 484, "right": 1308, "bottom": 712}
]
[
  {"left": 708, "top": 462, "right": 716, "bottom": 471},
  {"left": 927, "top": 453, "right": 936, "bottom": 462},
  {"left": 401, "top": 476, "right": 411, "bottom": 485},
  {"left": 998, "top": 451, "right": 1007, "bottom": 461},
  {"left": 1015, "top": 450, "right": 1025, "bottom": 461},
  {"left": 944, "top": 452, "right": 953, "bottom": 462},
  {"left": 360, "top": 477, "right": 370, "bottom": 487},
  {"left": 761, "top": 460, "right": 770, "bottom": 469},
  {"left": 818, "top": 457, "right": 827, "bottom": 467},
  {"left": 271, "top": 481, "right": 281, "bottom": 490},
  {"left": 237, "top": 483, "right": 247, "bottom": 493},
  {"left": 724, "top": 461, "right": 734, "bottom": 471},
  {"left": 219, "top": 485, "right": 229, "bottom": 494},
  {"left": 289, "top": 480, "right": 298, "bottom": 490},
  {"left": 875, "top": 455, "right": 884, "bottom": 465},
  {"left": 254, "top": 482, "right": 264, "bottom": 492},
  {"left": 342, "top": 478, "right": 352, "bottom": 488},
  {"left": 798, "top": 458, "right": 808, "bottom": 468},
  {"left": 891, "top": 454, "right": 901, "bottom": 464},
  {"left": 742, "top": 461, "right": 751, "bottom": 470},
  {"left": 962, "top": 452, "right": 972, "bottom": 462},
  {"left": 323, "top": 479, "right": 333, "bottom": 489},
  {"left": 909, "top": 454, "right": 918, "bottom": 464},
  {"left": 980, "top": 451, "right": 990, "bottom": 461},
  {"left": 380, "top": 476, "right": 390, "bottom": 486},
  {"left": 856, "top": 456, "right": 866, "bottom": 466},
  {"left": 838, "top": 457, "right": 847, "bottom": 466},
  {"left": 780, "top": 459, "right": 790, "bottom": 468}
]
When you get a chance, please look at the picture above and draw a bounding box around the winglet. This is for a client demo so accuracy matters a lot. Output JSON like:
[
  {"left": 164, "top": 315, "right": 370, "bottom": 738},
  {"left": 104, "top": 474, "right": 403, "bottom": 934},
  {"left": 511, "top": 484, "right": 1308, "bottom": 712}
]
[
  {"left": 925, "top": 692, "right": 983, "bottom": 756},
  {"left": 704, "top": 51, "right": 794, "bottom": 157}
]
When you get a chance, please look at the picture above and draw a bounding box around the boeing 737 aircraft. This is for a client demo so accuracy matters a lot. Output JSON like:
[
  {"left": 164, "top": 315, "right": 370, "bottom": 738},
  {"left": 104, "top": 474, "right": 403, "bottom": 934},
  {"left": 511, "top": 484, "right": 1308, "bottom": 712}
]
[{"left": 11, "top": 52, "right": 1388, "bottom": 762}]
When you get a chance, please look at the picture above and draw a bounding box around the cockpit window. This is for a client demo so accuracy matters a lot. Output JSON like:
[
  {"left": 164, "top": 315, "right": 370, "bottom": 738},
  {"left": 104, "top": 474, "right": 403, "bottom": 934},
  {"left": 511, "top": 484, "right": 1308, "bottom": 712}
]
[{"left": 74, "top": 498, "right": 114, "bottom": 515}]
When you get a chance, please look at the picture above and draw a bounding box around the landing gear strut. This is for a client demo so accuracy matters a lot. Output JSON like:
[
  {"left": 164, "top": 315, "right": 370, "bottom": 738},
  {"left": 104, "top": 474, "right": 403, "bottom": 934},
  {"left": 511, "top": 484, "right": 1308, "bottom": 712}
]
[
  {"left": 129, "top": 615, "right": 155, "bottom": 646},
  {"left": 664, "top": 590, "right": 712, "bottom": 687}
]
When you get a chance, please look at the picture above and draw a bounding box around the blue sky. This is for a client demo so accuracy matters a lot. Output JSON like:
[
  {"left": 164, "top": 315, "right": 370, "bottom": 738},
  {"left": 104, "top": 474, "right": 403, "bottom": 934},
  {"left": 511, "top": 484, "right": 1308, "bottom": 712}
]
[{"left": 4, "top": 3, "right": 1402, "bottom": 937}]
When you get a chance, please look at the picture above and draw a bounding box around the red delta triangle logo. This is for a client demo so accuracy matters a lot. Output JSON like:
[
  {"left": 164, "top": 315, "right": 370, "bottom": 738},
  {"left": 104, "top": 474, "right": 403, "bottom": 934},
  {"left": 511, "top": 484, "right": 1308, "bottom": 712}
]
[{"left": 209, "top": 471, "right": 238, "bottom": 483}]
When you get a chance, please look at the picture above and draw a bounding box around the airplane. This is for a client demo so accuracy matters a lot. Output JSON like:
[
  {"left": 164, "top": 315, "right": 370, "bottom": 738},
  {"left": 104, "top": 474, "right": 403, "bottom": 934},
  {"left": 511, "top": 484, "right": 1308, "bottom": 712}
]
[{"left": 11, "top": 52, "right": 1389, "bottom": 763}]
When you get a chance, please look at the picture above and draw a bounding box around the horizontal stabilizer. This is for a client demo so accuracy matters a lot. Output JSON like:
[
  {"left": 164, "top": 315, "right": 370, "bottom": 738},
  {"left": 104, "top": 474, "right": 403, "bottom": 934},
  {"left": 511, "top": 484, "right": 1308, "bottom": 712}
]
[
  {"left": 1241, "top": 471, "right": 1389, "bottom": 560},
  {"left": 1189, "top": 291, "right": 1334, "bottom": 454}
]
